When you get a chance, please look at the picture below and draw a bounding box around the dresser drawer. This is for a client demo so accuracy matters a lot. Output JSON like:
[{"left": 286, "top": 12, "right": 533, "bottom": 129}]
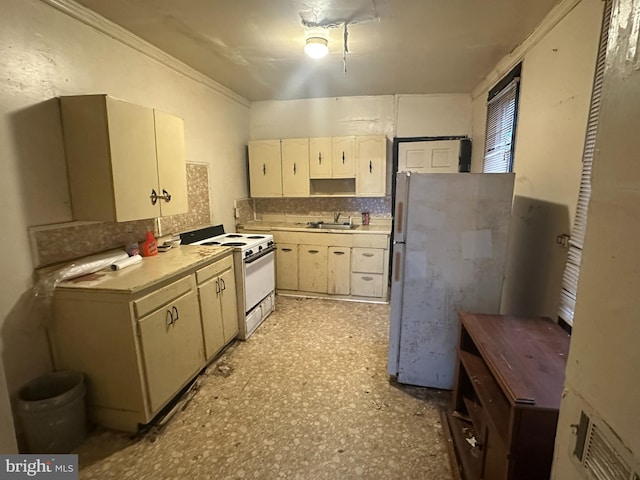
[
  {"left": 351, "top": 273, "right": 383, "bottom": 297},
  {"left": 133, "top": 275, "right": 196, "bottom": 318},
  {"left": 351, "top": 248, "right": 384, "bottom": 273}
]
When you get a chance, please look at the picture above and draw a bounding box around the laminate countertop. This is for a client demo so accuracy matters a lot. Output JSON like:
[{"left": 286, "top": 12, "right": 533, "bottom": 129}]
[{"left": 55, "top": 245, "right": 232, "bottom": 294}]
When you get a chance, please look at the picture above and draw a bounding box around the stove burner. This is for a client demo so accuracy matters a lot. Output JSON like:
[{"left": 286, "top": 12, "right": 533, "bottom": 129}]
[
  {"left": 222, "top": 242, "right": 247, "bottom": 247},
  {"left": 200, "top": 241, "right": 222, "bottom": 246},
  {"left": 247, "top": 235, "right": 265, "bottom": 239},
  {"left": 225, "top": 234, "right": 243, "bottom": 238}
]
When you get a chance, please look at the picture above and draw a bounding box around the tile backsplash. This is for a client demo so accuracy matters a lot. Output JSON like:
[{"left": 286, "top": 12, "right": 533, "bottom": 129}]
[
  {"left": 30, "top": 163, "right": 211, "bottom": 267},
  {"left": 235, "top": 196, "right": 392, "bottom": 226}
]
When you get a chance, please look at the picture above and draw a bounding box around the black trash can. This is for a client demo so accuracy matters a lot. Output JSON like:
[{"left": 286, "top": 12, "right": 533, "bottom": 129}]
[{"left": 17, "top": 371, "right": 87, "bottom": 453}]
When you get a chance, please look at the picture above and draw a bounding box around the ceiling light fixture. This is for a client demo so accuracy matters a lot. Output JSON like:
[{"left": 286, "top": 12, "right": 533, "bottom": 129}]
[{"left": 304, "top": 37, "right": 329, "bottom": 59}]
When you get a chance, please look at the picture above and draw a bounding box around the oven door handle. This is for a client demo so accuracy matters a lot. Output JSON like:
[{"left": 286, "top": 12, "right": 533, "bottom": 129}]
[{"left": 244, "top": 245, "right": 276, "bottom": 264}]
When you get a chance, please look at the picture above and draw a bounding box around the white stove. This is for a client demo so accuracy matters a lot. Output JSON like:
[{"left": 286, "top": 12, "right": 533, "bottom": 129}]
[{"left": 180, "top": 226, "right": 276, "bottom": 340}]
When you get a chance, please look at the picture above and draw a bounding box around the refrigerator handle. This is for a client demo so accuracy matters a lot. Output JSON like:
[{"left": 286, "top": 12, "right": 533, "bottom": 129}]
[
  {"left": 395, "top": 201, "right": 404, "bottom": 237},
  {"left": 394, "top": 251, "right": 402, "bottom": 282}
]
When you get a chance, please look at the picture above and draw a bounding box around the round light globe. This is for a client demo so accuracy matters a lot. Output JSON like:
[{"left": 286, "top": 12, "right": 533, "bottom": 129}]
[{"left": 304, "top": 37, "right": 329, "bottom": 59}]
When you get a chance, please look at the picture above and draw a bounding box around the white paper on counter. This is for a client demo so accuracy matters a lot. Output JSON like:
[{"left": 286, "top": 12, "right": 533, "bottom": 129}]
[{"left": 110, "top": 254, "right": 143, "bottom": 271}]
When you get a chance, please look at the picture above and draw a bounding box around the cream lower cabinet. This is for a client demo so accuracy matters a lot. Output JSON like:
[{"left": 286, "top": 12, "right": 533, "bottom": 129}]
[
  {"left": 328, "top": 247, "right": 351, "bottom": 295},
  {"left": 50, "top": 273, "right": 206, "bottom": 432},
  {"left": 298, "top": 245, "right": 328, "bottom": 293},
  {"left": 276, "top": 243, "right": 299, "bottom": 290},
  {"left": 137, "top": 285, "right": 204, "bottom": 414},
  {"left": 196, "top": 255, "right": 239, "bottom": 361},
  {"left": 351, "top": 247, "right": 386, "bottom": 298}
]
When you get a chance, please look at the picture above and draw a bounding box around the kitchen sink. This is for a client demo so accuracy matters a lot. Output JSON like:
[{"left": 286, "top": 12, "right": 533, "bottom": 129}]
[{"left": 307, "top": 222, "right": 359, "bottom": 230}]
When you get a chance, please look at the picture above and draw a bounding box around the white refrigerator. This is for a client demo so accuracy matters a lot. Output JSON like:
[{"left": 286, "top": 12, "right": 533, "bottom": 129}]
[{"left": 387, "top": 172, "right": 515, "bottom": 389}]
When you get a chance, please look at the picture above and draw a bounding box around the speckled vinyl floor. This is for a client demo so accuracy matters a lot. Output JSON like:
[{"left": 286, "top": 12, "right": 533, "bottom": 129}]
[{"left": 76, "top": 296, "right": 455, "bottom": 479}]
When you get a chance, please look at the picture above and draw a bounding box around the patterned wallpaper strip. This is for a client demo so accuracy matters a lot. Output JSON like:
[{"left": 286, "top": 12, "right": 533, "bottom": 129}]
[{"left": 32, "top": 164, "right": 211, "bottom": 267}]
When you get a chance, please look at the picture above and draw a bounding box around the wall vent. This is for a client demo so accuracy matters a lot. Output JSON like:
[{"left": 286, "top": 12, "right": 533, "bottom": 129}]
[{"left": 573, "top": 411, "right": 638, "bottom": 480}]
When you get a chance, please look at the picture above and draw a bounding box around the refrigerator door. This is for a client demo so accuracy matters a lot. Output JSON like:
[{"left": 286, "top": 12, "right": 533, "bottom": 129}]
[{"left": 394, "top": 173, "right": 515, "bottom": 389}]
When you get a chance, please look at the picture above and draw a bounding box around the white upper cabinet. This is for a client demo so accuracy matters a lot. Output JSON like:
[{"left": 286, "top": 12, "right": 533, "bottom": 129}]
[
  {"left": 356, "top": 135, "right": 387, "bottom": 196},
  {"left": 331, "top": 136, "right": 356, "bottom": 178},
  {"left": 281, "top": 138, "right": 310, "bottom": 197},
  {"left": 309, "top": 137, "right": 333, "bottom": 178},
  {"left": 60, "top": 94, "right": 187, "bottom": 222},
  {"left": 248, "top": 140, "right": 283, "bottom": 198}
]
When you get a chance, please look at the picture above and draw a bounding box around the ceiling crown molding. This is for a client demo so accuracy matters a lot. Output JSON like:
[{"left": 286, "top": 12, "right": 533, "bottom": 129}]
[
  {"left": 472, "top": 0, "right": 583, "bottom": 100},
  {"left": 40, "top": 0, "right": 250, "bottom": 107}
]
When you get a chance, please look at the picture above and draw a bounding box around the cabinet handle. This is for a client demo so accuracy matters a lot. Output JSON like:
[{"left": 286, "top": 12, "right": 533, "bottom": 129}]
[
  {"left": 263, "top": 163, "right": 266, "bottom": 175},
  {"left": 166, "top": 309, "right": 174, "bottom": 327},
  {"left": 362, "top": 253, "right": 375, "bottom": 257},
  {"left": 394, "top": 252, "right": 402, "bottom": 282},
  {"left": 150, "top": 188, "right": 172, "bottom": 204},
  {"left": 215, "top": 278, "right": 221, "bottom": 295},
  {"left": 172, "top": 306, "right": 179, "bottom": 323},
  {"left": 308, "top": 250, "right": 319, "bottom": 254},
  {"left": 333, "top": 251, "right": 345, "bottom": 255},
  {"left": 220, "top": 278, "right": 226, "bottom": 291},
  {"left": 281, "top": 248, "right": 293, "bottom": 252},
  {"left": 293, "top": 162, "right": 297, "bottom": 174},
  {"left": 318, "top": 152, "right": 322, "bottom": 164},
  {"left": 342, "top": 151, "right": 345, "bottom": 164},
  {"left": 362, "top": 276, "right": 374, "bottom": 281},
  {"left": 369, "top": 160, "right": 373, "bottom": 173}
]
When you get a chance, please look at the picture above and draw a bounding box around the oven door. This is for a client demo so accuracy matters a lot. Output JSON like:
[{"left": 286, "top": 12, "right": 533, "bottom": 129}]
[{"left": 243, "top": 249, "right": 275, "bottom": 313}]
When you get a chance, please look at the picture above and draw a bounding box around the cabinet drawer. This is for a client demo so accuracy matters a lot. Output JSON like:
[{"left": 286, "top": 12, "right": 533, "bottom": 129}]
[
  {"left": 352, "top": 248, "right": 384, "bottom": 273},
  {"left": 352, "top": 234, "right": 388, "bottom": 249},
  {"left": 196, "top": 255, "right": 233, "bottom": 284},
  {"left": 134, "top": 275, "right": 195, "bottom": 318},
  {"left": 351, "top": 273, "right": 383, "bottom": 297}
]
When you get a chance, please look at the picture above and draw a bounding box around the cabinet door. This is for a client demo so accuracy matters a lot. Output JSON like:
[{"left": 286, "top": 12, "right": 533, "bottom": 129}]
[
  {"left": 138, "top": 289, "right": 204, "bottom": 414},
  {"left": 248, "top": 140, "right": 282, "bottom": 197},
  {"left": 328, "top": 247, "right": 351, "bottom": 295},
  {"left": 309, "top": 137, "right": 332, "bottom": 178},
  {"left": 281, "top": 138, "right": 310, "bottom": 197},
  {"left": 154, "top": 110, "right": 188, "bottom": 216},
  {"left": 356, "top": 135, "right": 387, "bottom": 196},
  {"left": 332, "top": 136, "right": 356, "bottom": 178},
  {"left": 218, "top": 267, "right": 239, "bottom": 343},
  {"left": 298, "top": 245, "right": 328, "bottom": 293},
  {"left": 276, "top": 243, "right": 298, "bottom": 290},
  {"left": 198, "top": 278, "right": 225, "bottom": 361}
]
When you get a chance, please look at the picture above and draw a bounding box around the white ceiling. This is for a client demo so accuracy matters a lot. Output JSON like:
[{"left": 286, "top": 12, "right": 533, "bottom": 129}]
[{"left": 73, "top": 0, "right": 560, "bottom": 102}]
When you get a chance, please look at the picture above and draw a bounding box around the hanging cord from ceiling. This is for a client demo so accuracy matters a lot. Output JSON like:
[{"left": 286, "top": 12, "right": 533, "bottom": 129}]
[{"left": 343, "top": 22, "right": 349, "bottom": 74}]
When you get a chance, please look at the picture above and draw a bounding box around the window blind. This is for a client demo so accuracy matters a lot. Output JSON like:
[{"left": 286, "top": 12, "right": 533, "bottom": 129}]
[
  {"left": 558, "top": 0, "right": 611, "bottom": 326},
  {"left": 483, "top": 78, "right": 520, "bottom": 173}
]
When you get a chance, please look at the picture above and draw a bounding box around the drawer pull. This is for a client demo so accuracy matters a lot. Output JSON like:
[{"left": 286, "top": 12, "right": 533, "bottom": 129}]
[
  {"left": 308, "top": 250, "right": 319, "bottom": 254},
  {"left": 362, "top": 253, "right": 375, "bottom": 257},
  {"left": 333, "top": 251, "right": 346, "bottom": 255},
  {"left": 362, "top": 276, "right": 374, "bottom": 281},
  {"left": 281, "top": 248, "right": 293, "bottom": 252}
]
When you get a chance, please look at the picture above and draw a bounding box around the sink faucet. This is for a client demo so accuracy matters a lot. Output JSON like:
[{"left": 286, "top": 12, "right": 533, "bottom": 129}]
[{"left": 334, "top": 212, "right": 341, "bottom": 223}]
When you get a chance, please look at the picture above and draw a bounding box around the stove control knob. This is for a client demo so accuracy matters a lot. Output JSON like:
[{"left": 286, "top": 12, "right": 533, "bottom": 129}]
[
  {"left": 268, "top": 241, "right": 274, "bottom": 247},
  {"left": 258, "top": 245, "right": 263, "bottom": 251},
  {"left": 245, "top": 250, "right": 253, "bottom": 257}
]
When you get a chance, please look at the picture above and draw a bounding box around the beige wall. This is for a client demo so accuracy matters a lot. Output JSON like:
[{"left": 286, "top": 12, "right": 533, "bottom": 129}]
[
  {"left": 472, "top": 0, "right": 604, "bottom": 318},
  {"left": 250, "top": 93, "right": 472, "bottom": 140},
  {"left": 0, "top": 0, "right": 249, "bottom": 449},
  {"left": 553, "top": 0, "right": 640, "bottom": 475}
]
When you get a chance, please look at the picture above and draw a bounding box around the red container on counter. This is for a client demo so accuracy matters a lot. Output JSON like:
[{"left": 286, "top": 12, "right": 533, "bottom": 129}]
[{"left": 141, "top": 231, "right": 158, "bottom": 257}]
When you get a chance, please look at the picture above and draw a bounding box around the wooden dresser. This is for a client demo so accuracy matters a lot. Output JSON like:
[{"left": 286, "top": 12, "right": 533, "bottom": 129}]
[{"left": 446, "top": 312, "right": 570, "bottom": 480}]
